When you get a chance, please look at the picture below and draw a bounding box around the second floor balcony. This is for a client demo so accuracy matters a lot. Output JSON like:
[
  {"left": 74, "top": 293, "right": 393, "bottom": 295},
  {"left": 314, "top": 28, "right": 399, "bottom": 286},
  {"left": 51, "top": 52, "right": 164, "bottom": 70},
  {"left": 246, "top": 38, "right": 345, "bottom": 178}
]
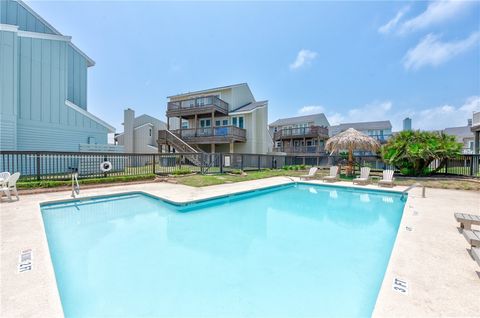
[
  {"left": 171, "top": 126, "right": 246, "bottom": 144},
  {"left": 273, "top": 126, "right": 329, "bottom": 140},
  {"left": 273, "top": 145, "right": 326, "bottom": 154},
  {"left": 167, "top": 95, "right": 229, "bottom": 118}
]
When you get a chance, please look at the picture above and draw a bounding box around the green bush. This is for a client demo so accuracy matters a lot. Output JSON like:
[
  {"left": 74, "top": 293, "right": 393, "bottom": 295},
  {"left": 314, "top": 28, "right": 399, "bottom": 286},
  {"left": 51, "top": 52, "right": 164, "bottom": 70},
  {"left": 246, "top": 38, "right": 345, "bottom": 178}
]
[
  {"left": 382, "top": 130, "right": 462, "bottom": 176},
  {"left": 17, "top": 174, "right": 156, "bottom": 189},
  {"left": 171, "top": 168, "right": 193, "bottom": 175}
]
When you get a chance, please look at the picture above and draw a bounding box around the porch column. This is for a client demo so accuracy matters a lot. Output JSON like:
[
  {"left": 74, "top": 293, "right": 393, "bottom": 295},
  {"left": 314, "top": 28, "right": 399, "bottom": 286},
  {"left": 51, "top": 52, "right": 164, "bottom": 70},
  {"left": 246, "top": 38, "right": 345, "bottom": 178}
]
[
  {"left": 475, "top": 131, "right": 480, "bottom": 154},
  {"left": 303, "top": 137, "right": 306, "bottom": 153},
  {"left": 179, "top": 116, "right": 182, "bottom": 137},
  {"left": 167, "top": 116, "right": 169, "bottom": 130},
  {"left": 211, "top": 111, "right": 215, "bottom": 153},
  {"left": 194, "top": 114, "right": 197, "bottom": 137},
  {"left": 230, "top": 142, "right": 234, "bottom": 153}
]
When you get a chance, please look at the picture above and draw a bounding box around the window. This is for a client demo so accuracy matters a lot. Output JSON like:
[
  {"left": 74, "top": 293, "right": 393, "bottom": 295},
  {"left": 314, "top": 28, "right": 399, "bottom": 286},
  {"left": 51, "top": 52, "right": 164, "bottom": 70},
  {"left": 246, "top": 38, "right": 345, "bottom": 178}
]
[
  {"left": 149, "top": 128, "right": 152, "bottom": 136},
  {"left": 232, "top": 116, "right": 244, "bottom": 129},
  {"left": 223, "top": 119, "right": 229, "bottom": 126},
  {"left": 88, "top": 137, "right": 96, "bottom": 144},
  {"left": 215, "top": 120, "right": 221, "bottom": 126},
  {"left": 181, "top": 120, "right": 188, "bottom": 129},
  {"left": 200, "top": 119, "right": 211, "bottom": 128}
]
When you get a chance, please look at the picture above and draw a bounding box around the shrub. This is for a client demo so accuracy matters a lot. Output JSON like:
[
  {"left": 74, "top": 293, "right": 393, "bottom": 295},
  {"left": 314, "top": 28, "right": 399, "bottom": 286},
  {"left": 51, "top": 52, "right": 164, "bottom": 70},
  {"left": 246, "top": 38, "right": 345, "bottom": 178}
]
[
  {"left": 381, "top": 130, "right": 462, "bottom": 176},
  {"left": 230, "top": 169, "right": 243, "bottom": 175},
  {"left": 299, "top": 164, "right": 306, "bottom": 170},
  {"left": 171, "top": 168, "right": 193, "bottom": 175}
]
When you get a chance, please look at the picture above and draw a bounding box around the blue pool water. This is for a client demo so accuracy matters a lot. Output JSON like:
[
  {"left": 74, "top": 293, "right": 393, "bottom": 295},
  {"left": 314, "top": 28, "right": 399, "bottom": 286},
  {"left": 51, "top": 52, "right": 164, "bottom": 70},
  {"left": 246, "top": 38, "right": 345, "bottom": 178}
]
[{"left": 41, "top": 183, "right": 405, "bottom": 317}]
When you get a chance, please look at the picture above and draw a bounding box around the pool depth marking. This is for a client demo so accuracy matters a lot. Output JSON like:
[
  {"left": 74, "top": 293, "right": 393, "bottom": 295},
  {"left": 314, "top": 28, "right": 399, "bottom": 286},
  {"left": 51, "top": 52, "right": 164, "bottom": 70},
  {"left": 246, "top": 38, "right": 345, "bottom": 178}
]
[
  {"left": 18, "top": 249, "right": 33, "bottom": 273},
  {"left": 393, "top": 277, "right": 408, "bottom": 295}
]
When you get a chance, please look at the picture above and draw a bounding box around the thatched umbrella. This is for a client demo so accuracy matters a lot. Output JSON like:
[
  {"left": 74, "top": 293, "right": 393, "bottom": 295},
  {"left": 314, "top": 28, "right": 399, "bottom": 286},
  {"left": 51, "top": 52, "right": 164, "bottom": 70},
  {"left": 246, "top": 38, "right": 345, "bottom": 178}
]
[{"left": 325, "top": 128, "right": 380, "bottom": 175}]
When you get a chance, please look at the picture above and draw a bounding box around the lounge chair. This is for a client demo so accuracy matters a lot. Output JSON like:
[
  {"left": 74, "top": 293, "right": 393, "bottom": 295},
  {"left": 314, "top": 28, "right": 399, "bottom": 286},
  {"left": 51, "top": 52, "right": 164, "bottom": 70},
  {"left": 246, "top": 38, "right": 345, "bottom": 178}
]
[
  {"left": 323, "top": 166, "right": 339, "bottom": 182},
  {"left": 454, "top": 213, "right": 480, "bottom": 230},
  {"left": 0, "top": 172, "right": 20, "bottom": 201},
  {"left": 299, "top": 167, "right": 318, "bottom": 180},
  {"left": 471, "top": 247, "right": 480, "bottom": 267},
  {"left": 378, "top": 169, "right": 395, "bottom": 187},
  {"left": 463, "top": 229, "right": 480, "bottom": 248},
  {"left": 0, "top": 172, "right": 10, "bottom": 187},
  {"left": 353, "top": 167, "right": 371, "bottom": 185}
]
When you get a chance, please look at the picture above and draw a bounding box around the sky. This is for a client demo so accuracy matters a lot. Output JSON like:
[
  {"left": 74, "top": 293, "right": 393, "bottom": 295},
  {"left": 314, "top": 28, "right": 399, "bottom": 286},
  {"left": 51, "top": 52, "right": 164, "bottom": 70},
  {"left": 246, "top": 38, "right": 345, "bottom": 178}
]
[{"left": 26, "top": 0, "right": 480, "bottom": 133}]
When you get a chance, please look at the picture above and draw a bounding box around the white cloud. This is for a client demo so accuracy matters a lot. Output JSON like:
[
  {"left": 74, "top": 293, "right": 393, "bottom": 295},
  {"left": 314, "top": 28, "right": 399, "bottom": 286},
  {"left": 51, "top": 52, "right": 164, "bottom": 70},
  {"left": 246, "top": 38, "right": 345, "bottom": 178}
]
[
  {"left": 414, "top": 96, "right": 480, "bottom": 129},
  {"left": 399, "top": 0, "right": 473, "bottom": 34},
  {"left": 403, "top": 32, "right": 480, "bottom": 70},
  {"left": 289, "top": 49, "right": 318, "bottom": 70},
  {"left": 313, "top": 97, "right": 479, "bottom": 131},
  {"left": 297, "top": 105, "right": 325, "bottom": 115},
  {"left": 378, "top": 6, "right": 410, "bottom": 34}
]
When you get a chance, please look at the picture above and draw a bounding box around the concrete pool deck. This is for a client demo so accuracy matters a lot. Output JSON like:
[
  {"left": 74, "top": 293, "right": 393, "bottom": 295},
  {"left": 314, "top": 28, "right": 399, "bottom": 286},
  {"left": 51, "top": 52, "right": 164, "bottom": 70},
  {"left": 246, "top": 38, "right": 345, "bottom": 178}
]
[{"left": 1, "top": 177, "right": 479, "bottom": 317}]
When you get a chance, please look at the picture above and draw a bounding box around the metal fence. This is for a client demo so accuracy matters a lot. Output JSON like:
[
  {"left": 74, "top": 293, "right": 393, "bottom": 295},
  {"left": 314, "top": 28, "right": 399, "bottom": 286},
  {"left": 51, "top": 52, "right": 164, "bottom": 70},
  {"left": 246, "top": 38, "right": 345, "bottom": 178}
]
[{"left": 0, "top": 151, "right": 478, "bottom": 181}]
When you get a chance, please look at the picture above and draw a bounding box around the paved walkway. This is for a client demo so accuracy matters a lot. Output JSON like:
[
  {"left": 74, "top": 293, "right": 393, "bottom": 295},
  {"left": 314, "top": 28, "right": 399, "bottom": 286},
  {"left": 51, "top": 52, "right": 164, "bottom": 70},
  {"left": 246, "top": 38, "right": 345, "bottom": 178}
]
[{"left": 1, "top": 177, "right": 479, "bottom": 317}]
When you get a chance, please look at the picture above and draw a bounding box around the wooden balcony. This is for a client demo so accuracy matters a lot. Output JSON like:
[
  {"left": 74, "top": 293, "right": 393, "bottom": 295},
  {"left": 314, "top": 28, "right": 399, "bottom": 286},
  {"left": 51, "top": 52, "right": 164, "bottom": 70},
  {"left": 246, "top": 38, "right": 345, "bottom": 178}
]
[
  {"left": 166, "top": 95, "right": 229, "bottom": 118},
  {"left": 273, "top": 126, "right": 329, "bottom": 140},
  {"left": 273, "top": 146, "right": 326, "bottom": 154},
  {"left": 171, "top": 126, "right": 246, "bottom": 144}
]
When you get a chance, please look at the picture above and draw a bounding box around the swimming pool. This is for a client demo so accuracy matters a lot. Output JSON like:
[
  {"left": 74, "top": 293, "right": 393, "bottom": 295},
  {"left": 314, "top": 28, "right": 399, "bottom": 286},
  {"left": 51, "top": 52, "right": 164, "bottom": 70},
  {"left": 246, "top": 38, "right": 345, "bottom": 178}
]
[{"left": 41, "top": 183, "right": 405, "bottom": 317}]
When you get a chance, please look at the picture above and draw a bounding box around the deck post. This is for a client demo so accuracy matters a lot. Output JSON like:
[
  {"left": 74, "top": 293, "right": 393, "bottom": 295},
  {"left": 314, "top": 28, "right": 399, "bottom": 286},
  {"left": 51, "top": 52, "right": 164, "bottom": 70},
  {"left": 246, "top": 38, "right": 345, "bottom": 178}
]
[
  {"left": 36, "top": 152, "right": 41, "bottom": 181},
  {"left": 152, "top": 154, "right": 156, "bottom": 174}
]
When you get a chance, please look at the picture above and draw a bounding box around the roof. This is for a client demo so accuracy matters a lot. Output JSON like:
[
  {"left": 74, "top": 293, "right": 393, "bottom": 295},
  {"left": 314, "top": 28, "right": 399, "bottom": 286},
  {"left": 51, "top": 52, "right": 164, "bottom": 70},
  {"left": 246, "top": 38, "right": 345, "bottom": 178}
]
[
  {"left": 230, "top": 100, "right": 267, "bottom": 113},
  {"left": 269, "top": 113, "right": 330, "bottom": 127},
  {"left": 17, "top": 0, "right": 95, "bottom": 67},
  {"left": 329, "top": 120, "right": 392, "bottom": 136},
  {"left": 443, "top": 125, "right": 474, "bottom": 139},
  {"left": 167, "top": 83, "right": 249, "bottom": 98}
]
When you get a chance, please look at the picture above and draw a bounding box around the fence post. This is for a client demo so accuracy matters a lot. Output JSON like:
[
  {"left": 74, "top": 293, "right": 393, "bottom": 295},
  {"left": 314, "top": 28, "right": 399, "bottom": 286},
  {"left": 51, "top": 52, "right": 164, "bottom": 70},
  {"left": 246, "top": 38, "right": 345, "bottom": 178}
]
[
  {"left": 241, "top": 154, "right": 244, "bottom": 171},
  {"left": 201, "top": 153, "right": 204, "bottom": 174},
  {"left": 152, "top": 154, "right": 156, "bottom": 174},
  {"left": 445, "top": 159, "right": 448, "bottom": 175},
  {"left": 36, "top": 152, "right": 41, "bottom": 181},
  {"left": 257, "top": 155, "right": 261, "bottom": 170},
  {"left": 219, "top": 154, "right": 223, "bottom": 174}
]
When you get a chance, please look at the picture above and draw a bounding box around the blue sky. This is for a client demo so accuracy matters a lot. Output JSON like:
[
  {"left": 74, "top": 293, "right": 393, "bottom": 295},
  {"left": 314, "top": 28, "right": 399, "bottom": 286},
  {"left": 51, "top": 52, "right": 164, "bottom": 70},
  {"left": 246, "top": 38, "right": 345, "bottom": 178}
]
[{"left": 27, "top": 0, "right": 480, "bottom": 132}]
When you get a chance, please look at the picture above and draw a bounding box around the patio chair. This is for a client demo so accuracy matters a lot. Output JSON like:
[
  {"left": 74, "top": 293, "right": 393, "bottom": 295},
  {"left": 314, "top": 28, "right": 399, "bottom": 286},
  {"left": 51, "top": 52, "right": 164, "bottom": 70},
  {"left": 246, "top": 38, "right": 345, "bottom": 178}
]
[
  {"left": 378, "top": 169, "right": 395, "bottom": 187},
  {"left": 0, "top": 172, "right": 11, "bottom": 187},
  {"left": 0, "top": 172, "right": 20, "bottom": 201},
  {"left": 323, "top": 166, "right": 339, "bottom": 182},
  {"left": 299, "top": 167, "right": 318, "bottom": 180},
  {"left": 454, "top": 213, "right": 480, "bottom": 230},
  {"left": 463, "top": 229, "right": 480, "bottom": 248},
  {"left": 353, "top": 167, "right": 371, "bottom": 185},
  {"left": 471, "top": 247, "right": 480, "bottom": 267}
]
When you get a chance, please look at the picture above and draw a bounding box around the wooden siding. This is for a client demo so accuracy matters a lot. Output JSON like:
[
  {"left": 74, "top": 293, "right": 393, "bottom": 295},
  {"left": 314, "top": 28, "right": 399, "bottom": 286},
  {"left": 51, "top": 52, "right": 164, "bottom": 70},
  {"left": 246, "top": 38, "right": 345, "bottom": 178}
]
[
  {"left": 0, "top": 30, "right": 18, "bottom": 150},
  {"left": 0, "top": 0, "right": 57, "bottom": 34},
  {"left": 67, "top": 44, "right": 87, "bottom": 109}
]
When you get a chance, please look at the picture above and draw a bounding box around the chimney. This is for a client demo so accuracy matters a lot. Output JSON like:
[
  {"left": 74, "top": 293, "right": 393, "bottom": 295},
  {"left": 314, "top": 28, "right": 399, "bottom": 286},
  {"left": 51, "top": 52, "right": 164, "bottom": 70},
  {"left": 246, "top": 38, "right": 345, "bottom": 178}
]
[
  {"left": 124, "top": 108, "right": 134, "bottom": 153},
  {"left": 467, "top": 119, "right": 472, "bottom": 126}
]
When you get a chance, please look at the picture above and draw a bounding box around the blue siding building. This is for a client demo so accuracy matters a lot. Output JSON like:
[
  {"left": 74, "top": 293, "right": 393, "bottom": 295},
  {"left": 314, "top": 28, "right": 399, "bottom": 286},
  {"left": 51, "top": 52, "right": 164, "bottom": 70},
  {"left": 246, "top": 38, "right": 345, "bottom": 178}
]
[{"left": 0, "top": 0, "right": 115, "bottom": 151}]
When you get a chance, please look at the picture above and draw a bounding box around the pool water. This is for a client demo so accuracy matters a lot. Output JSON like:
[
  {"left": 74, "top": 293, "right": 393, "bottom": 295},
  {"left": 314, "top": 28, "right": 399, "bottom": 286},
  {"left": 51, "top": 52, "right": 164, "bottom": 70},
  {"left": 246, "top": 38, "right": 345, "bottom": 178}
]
[{"left": 41, "top": 183, "right": 405, "bottom": 317}]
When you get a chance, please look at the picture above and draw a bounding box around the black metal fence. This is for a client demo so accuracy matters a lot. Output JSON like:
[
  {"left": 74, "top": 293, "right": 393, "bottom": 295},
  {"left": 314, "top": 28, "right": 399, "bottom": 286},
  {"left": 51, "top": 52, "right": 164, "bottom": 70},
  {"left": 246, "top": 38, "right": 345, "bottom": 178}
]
[{"left": 0, "top": 151, "right": 478, "bottom": 181}]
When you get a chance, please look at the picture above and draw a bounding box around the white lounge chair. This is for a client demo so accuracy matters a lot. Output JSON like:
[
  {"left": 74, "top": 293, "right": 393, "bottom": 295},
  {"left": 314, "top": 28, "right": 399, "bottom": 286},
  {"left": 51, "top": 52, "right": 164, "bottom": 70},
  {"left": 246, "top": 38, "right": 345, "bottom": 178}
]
[
  {"left": 378, "top": 169, "right": 395, "bottom": 187},
  {"left": 0, "top": 172, "right": 11, "bottom": 187},
  {"left": 463, "top": 229, "right": 480, "bottom": 248},
  {"left": 299, "top": 167, "right": 318, "bottom": 180},
  {"left": 323, "top": 166, "right": 339, "bottom": 182},
  {"left": 353, "top": 167, "right": 370, "bottom": 185},
  {"left": 1, "top": 172, "right": 20, "bottom": 201},
  {"left": 471, "top": 247, "right": 480, "bottom": 267},
  {"left": 455, "top": 213, "right": 480, "bottom": 230}
]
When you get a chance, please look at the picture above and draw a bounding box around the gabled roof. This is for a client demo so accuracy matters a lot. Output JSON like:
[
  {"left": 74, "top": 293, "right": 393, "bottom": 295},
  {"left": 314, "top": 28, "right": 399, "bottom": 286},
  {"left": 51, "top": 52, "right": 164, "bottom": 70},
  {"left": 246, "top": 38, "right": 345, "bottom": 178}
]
[
  {"left": 167, "top": 83, "right": 249, "bottom": 98},
  {"left": 230, "top": 100, "right": 267, "bottom": 113},
  {"left": 16, "top": 0, "right": 95, "bottom": 67},
  {"left": 269, "top": 113, "right": 330, "bottom": 127},
  {"left": 329, "top": 120, "right": 392, "bottom": 136}
]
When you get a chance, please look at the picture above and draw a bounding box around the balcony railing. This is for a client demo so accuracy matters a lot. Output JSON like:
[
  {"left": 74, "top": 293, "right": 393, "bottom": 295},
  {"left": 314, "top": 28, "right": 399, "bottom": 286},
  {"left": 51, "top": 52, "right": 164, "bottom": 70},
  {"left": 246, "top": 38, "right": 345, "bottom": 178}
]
[
  {"left": 367, "top": 134, "right": 392, "bottom": 143},
  {"left": 171, "top": 126, "right": 246, "bottom": 143},
  {"left": 273, "top": 126, "right": 329, "bottom": 140},
  {"left": 273, "top": 145, "right": 326, "bottom": 154},
  {"left": 167, "top": 95, "right": 229, "bottom": 115}
]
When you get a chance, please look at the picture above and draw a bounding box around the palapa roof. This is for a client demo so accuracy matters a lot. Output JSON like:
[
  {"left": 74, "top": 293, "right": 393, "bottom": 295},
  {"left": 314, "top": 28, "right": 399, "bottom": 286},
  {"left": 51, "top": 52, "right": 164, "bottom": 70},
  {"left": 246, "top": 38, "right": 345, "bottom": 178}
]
[{"left": 325, "top": 128, "right": 381, "bottom": 153}]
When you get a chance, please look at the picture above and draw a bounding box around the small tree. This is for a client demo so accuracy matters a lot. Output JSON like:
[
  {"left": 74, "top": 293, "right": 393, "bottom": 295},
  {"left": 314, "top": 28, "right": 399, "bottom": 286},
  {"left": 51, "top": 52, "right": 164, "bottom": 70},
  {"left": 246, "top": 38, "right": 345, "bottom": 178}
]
[{"left": 381, "top": 131, "right": 462, "bottom": 176}]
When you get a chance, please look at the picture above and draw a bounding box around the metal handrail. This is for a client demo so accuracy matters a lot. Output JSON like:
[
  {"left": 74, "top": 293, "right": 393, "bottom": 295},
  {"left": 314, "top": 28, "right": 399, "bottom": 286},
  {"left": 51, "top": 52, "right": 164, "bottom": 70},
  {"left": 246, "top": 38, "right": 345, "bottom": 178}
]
[{"left": 401, "top": 182, "right": 425, "bottom": 200}]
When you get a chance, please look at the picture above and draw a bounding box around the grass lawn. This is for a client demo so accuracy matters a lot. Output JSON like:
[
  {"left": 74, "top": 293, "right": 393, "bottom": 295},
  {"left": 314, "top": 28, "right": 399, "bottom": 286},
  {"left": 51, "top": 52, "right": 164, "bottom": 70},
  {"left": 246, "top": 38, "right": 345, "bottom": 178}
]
[
  {"left": 173, "top": 169, "right": 480, "bottom": 191},
  {"left": 17, "top": 174, "right": 156, "bottom": 189}
]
